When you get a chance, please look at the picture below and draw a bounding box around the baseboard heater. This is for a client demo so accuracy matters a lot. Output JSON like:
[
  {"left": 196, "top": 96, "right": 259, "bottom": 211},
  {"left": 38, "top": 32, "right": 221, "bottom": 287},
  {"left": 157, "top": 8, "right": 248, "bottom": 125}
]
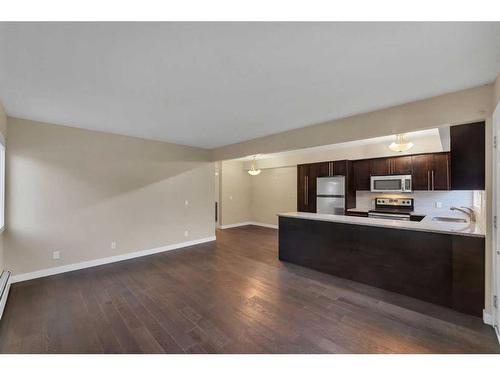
[{"left": 0, "top": 270, "right": 12, "bottom": 320}]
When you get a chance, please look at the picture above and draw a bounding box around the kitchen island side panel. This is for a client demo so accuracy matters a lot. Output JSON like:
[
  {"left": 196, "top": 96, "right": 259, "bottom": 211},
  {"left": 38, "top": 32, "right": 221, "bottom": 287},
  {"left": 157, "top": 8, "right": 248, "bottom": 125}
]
[{"left": 278, "top": 216, "right": 484, "bottom": 316}]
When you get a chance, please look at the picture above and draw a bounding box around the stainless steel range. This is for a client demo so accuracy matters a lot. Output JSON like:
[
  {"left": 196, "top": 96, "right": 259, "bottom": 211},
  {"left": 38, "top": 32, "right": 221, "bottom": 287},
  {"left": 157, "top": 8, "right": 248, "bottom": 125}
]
[{"left": 368, "top": 198, "right": 414, "bottom": 221}]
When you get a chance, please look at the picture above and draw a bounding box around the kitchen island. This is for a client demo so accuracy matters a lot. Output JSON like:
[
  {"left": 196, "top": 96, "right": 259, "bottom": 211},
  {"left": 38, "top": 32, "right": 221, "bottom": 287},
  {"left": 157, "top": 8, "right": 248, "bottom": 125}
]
[{"left": 278, "top": 212, "right": 485, "bottom": 316}]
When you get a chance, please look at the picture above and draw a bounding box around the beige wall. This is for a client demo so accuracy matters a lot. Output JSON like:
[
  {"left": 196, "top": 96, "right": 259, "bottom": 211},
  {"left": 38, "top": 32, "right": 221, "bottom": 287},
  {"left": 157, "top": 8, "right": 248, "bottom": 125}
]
[
  {"left": 0, "top": 101, "right": 6, "bottom": 271},
  {"left": 213, "top": 84, "right": 492, "bottom": 161},
  {"left": 250, "top": 167, "right": 297, "bottom": 226},
  {"left": 5, "top": 118, "right": 215, "bottom": 275},
  {"left": 220, "top": 163, "right": 296, "bottom": 227},
  {"left": 219, "top": 159, "right": 252, "bottom": 226},
  {"left": 495, "top": 73, "right": 500, "bottom": 108}
]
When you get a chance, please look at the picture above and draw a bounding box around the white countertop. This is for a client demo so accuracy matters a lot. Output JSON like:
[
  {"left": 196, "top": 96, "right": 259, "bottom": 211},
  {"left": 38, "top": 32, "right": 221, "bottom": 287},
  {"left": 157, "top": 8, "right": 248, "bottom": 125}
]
[{"left": 277, "top": 211, "right": 485, "bottom": 238}]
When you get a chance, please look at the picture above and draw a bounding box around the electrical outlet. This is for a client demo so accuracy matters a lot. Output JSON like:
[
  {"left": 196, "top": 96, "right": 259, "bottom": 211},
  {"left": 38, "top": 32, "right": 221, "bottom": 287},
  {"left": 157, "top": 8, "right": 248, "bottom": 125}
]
[
  {"left": 229, "top": 195, "right": 233, "bottom": 200},
  {"left": 184, "top": 230, "right": 189, "bottom": 237},
  {"left": 435, "top": 201, "right": 442, "bottom": 208},
  {"left": 111, "top": 241, "right": 117, "bottom": 250},
  {"left": 185, "top": 199, "right": 189, "bottom": 206},
  {"left": 52, "top": 251, "right": 60, "bottom": 260}
]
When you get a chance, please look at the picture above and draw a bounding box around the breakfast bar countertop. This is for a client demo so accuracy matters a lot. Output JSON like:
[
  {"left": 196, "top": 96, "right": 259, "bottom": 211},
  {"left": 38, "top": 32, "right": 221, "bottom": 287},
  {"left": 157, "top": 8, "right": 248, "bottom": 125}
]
[{"left": 277, "top": 211, "right": 485, "bottom": 238}]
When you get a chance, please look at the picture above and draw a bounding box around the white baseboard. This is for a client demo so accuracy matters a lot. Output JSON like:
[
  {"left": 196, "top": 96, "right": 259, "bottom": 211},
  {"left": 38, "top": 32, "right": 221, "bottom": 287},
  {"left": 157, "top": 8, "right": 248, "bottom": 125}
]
[
  {"left": 483, "top": 310, "right": 493, "bottom": 325},
  {"left": 11, "top": 236, "right": 216, "bottom": 284},
  {"left": 220, "top": 221, "right": 278, "bottom": 230},
  {"left": 219, "top": 221, "right": 253, "bottom": 229},
  {"left": 251, "top": 222, "right": 278, "bottom": 229}
]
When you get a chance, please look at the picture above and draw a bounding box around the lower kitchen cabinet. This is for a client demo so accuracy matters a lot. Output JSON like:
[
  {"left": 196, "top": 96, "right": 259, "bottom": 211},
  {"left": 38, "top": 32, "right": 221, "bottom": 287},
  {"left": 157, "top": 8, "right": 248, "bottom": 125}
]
[{"left": 279, "top": 216, "right": 484, "bottom": 316}]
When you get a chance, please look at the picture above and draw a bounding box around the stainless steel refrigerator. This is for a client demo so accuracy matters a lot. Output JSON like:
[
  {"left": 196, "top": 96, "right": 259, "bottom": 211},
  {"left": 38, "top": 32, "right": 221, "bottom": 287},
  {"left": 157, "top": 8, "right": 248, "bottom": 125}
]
[{"left": 316, "top": 176, "right": 345, "bottom": 215}]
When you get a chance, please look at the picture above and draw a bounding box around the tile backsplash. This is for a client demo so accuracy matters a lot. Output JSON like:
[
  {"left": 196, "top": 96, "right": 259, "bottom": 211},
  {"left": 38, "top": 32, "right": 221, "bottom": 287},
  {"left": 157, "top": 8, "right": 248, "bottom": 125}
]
[{"left": 355, "top": 190, "right": 485, "bottom": 221}]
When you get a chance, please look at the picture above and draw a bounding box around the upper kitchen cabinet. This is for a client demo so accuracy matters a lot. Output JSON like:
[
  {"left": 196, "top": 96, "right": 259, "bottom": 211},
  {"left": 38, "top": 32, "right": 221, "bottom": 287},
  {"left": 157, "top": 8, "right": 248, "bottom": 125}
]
[
  {"left": 390, "top": 156, "right": 412, "bottom": 175},
  {"left": 411, "top": 152, "right": 450, "bottom": 191},
  {"left": 450, "top": 122, "right": 485, "bottom": 190},
  {"left": 353, "top": 159, "right": 371, "bottom": 190},
  {"left": 315, "top": 161, "right": 331, "bottom": 178},
  {"left": 431, "top": 153, "right": 451, "bottom": 190},
  {"left": 315, "top": 160, "right": 348, "bottom": 177},
  {"left": 411, "top": 154, "right": 431, "bottom": 190},
  {"left": 333, "top": 160, "right": 347, "bottom": 176},
  {"left": 370, "top": 158, "right": 391, "bottom": 176},
  {"left": 369, "top": 155, "right": 412, "bottom": 176}
]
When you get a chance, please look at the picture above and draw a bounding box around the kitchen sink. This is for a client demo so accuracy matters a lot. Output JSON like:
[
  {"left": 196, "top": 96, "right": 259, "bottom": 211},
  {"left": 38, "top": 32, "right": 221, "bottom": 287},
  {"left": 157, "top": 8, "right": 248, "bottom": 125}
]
[{"left": 432, "top": 216, "right": 468, "bottom": 223}]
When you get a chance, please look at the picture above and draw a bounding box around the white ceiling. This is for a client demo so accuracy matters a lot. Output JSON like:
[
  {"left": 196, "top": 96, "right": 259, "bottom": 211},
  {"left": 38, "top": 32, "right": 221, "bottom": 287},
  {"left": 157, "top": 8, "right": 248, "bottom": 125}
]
[{"left": 1, "top": 22, "right": 499, "bottom": 149}]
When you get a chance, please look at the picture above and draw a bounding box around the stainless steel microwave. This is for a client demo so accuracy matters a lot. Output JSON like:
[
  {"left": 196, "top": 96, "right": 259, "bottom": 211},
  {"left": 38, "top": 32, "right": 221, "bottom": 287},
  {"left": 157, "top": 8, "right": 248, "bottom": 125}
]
[{"left": 370, "top": 175, "right": 412, "bottom": 193}]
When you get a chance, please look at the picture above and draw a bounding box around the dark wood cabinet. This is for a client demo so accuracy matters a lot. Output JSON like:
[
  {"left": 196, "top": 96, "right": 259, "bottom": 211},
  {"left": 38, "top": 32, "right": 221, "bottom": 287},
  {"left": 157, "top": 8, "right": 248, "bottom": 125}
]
[
  {"left": 297, "top": 163, "right": 319, "bottom": 213},
  {"left": 450, "top": 122, "right": 485, "bottom": 190},
  {"left": 390, "top": 156, "right": 412, "bottom": 174},
  {"left": 307, "top": 164, "right": 319, "bottom": 213},
  {"left": 333, "top": 160, "right": 347, "bottom": 176},
  {"left": 315, "top": 161, "right": 347, "bottom": 178},
  {"left": 411, "top": 154, "right": 431, "bottom": 190},
  {"left": 297, "top": 164, "right": 309, "bottom": 212},
  {"left": 411, "top": 152, "right": 450, "bottom": 191},
  {"left": 353, "top": 159, "right": 371, "bottom": 190},
  {"left": 300, "top": 151, "right": 452, "bottom": 203},
  {"left": 345, "top": 161, "right": 356, "bottom": 210},
  {"left": 315, "top": 162, "right": 330, "bottom": 178},
  {"left": 279, "top": 216, "right": 485, "bottom": 316},
  {"left": 370, "top": 158, "right": 390, "bottom": 176},
  {"left": 431, "top": 153, "right": 450, "bottom": 190},
  {"left": 369, "top": 156, "right": 413, "bottom": 176}
]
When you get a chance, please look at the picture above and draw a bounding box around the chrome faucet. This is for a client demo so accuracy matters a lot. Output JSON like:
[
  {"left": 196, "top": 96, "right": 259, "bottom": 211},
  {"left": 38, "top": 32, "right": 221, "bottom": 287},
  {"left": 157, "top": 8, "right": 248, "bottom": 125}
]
[{"left": 450, "top": 206, "right": 476, "bottom": 222}]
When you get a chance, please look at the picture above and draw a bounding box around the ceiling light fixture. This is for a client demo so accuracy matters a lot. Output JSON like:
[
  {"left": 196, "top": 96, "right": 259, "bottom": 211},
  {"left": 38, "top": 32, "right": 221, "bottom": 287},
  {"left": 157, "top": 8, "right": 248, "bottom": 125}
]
[
  {"left": 389, "top": 134, "right": 414, "bottom": 152},
  {"left": 247, "top": 156, "right": 261, "bottom": 176}
]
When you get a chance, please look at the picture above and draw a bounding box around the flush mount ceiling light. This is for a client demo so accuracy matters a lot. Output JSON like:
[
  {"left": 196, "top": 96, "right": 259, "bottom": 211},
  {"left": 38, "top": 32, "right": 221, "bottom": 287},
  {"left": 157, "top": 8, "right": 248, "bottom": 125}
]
[
  {"left": 247, "top": 156, "right": 261, "bottom": 176},
  {"left": 389, "top": 134, "right": 414, "bottom": 152}
]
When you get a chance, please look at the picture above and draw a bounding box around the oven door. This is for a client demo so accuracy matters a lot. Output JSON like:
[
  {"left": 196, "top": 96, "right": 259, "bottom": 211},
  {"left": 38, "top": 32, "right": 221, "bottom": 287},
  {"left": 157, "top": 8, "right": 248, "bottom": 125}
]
[{"left": 370, "top": 176, "right": 405, "bottom": 192}]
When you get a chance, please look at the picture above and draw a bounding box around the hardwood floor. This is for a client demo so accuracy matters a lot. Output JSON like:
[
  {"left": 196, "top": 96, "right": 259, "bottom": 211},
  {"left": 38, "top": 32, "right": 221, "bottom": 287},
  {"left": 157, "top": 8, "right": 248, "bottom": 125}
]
[{"left": 0, "top": 225, "right": 498, "bottom": 353}]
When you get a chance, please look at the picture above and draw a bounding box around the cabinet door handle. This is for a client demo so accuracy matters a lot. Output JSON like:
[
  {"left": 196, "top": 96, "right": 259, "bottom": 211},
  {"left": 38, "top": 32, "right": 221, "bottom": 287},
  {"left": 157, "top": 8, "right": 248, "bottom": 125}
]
[
  {"left": 431, "top": 170, "right": 435, "bottom": 190},
  {"left": 305, "top": 176, "right": 308, "bottom": 205},
  {"left": 446, "top": 158, "right": 449, "bottom": 189},
  {"left": 427, "top": 170, "right": 430, "bottom": 190}
]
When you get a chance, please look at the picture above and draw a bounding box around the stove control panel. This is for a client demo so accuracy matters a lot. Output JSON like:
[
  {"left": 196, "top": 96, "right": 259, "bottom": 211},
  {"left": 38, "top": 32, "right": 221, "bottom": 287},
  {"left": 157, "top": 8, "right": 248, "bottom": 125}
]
[{"left": 375, "top": 198, "right": 413, "bottom": 207}]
